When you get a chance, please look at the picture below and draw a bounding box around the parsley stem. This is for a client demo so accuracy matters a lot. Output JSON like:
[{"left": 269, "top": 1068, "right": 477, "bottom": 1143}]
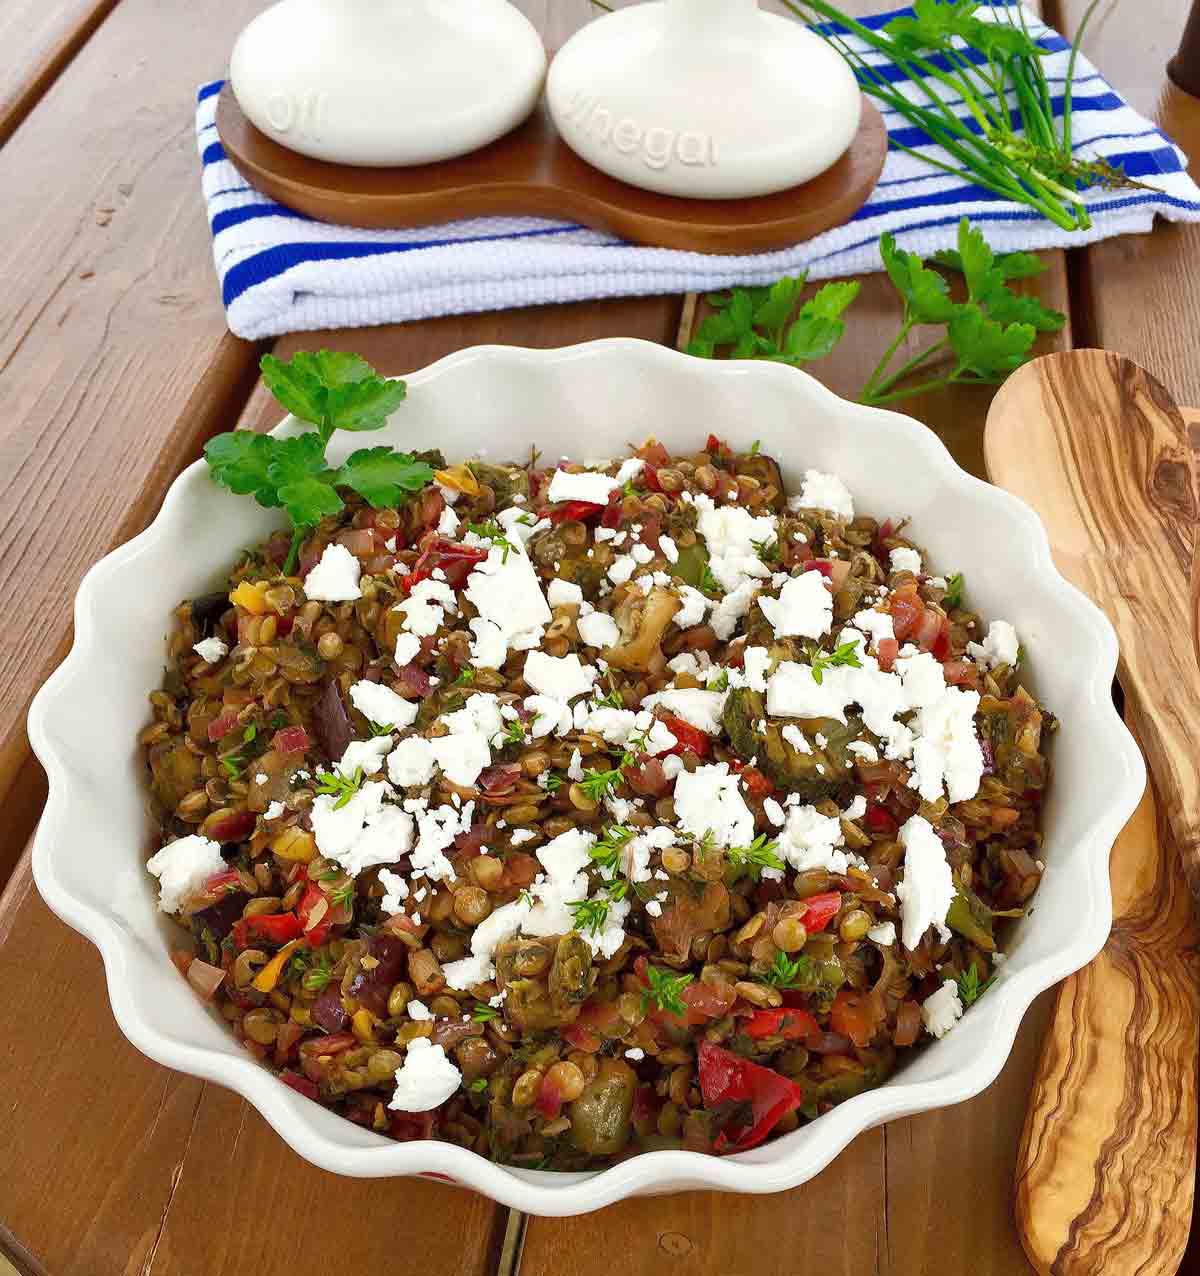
[
  {"left": 862, "top": 317, "right": 913, "bottom": 400},
  {"left": 283, "top": 526, "right": 306, "bottom": 575},
  {"left": 863, "top": 336, "right": 951, "bottom": 403}
]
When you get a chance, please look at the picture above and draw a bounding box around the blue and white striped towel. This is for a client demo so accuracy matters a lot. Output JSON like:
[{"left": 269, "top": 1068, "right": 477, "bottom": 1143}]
[{"left": 198, "top": 1, "right": 1200, "bottom": 340}]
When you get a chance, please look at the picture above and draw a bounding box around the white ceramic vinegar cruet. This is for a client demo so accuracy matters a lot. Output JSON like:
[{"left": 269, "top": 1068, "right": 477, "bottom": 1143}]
[
  {"left": 230, "top": 0, "right": 547, "bottom": 167},
  {"left": 546, "top": 0, "right": 863, "bottom": 199}
]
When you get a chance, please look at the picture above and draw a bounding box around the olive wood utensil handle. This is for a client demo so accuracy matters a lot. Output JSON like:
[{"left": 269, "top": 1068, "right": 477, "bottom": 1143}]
[{"left": 986, "top": 355, "right": 1200, "bottom": 1276}]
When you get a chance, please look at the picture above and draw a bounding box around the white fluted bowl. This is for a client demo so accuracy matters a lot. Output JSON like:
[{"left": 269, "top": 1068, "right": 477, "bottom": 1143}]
[{"left": 28, "top": 339, "right": 1143, "bottom": 1215}]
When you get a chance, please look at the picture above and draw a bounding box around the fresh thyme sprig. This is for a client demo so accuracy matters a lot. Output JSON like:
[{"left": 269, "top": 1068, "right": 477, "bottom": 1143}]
[
  {"left": 758, "top": 951, "right": 817, "bottom": 990},
  {"left": 641, "top": 966, "right": 694, "bottom": 1016},
  {"left": 956, "top": 963, "right": 996, "bottom": 1007},
  {"left": 726, "top": 834, "right": 786, "bottom": 876},
  {"left": 807, "top": 638, "right": 864, "bottom": 685},
  {"left": 313, "top": 765, "right": 365, "bottom": 810},
  {"left": 467, "top": 519, "right": 516, "bottom": 562}
]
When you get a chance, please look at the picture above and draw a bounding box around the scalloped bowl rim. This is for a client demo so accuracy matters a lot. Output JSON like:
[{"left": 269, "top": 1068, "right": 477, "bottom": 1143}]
[{"left": 28, "top": 338, "right": 1144, "bottom": 1215}]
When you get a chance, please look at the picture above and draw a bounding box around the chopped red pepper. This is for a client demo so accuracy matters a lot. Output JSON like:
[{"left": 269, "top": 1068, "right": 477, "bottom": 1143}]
[
  {"left": 203, "top": 869, "right": 241, "bottom": 895},
  {"left": 661, "top": 714, "right": 710, "bottom": 759},
  {"left": 535, "top": 1073, "right": 564, "bottom": 1121},
  {"left": 731, "top": 763, "right": 774, "bottom": 798},
  {"left": 864, "top": 802, "right": 898, "bottom": 836},
  {"left": 297, "top": 883, "right": 333, "bottom": 948},
  {"left": 549, "top": 500, "right": 606, "bottom": 525},
  {"left": 401, "top": 536, "right": 488, "bottom": 592},
  {"left": 272, "top": 724, "right": 309, "bottom": 755},
  {"left": 798, "top": 891, "right": 842, "bottom": 934},
  {"left": 876, "top": 636, "right": 899, "bottom": 672},
  {"left": 698, "top": 1040, "right": 804, "bottom": 1154},
  {"left": 232, "top": 910, "right": 305, "bottom": 949},
  {"left": 280, "top": 1071, "right": 320, "bottom": 1101},
  {"left": 744, "top": 1007, "right": 820, "bottom": 1041},
  {"left": 830, "top": 988, "right": 880, "bottom": 1048},
  {"left": 600, "top": 499, "right": 623, "bottom": 530}
]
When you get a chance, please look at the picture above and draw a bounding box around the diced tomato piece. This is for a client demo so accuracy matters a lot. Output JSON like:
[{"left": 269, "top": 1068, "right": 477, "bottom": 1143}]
[
  {"left": 273, "top": 725, "right": 309, "bottom": 754},
  {"left": 636, "top": 440, "right": 671, "bottom": 467},
  {"left": 273, "top": 1020, "right": 304, "bottom": 1066},
  {"left": 549, "top": 499, "right": 606, "bottom": 526},
  {"left": 642, "top": 464, "right": 662, "bottom": 493},
  {"left": 913, "top": 607, "right": 943, "bottom": 652},
  {"left": 207, "top": 708, "right": 240, "bottom": 742},
  {"left": 561, "top": 1023, "right": 602, "bottom": 1053},
  {"left": 799, "top": 891, "right": 842, "bottom": 934},
  {"left": 931, "top": 614, "right": 952, "bottom": 660},
  {"left": 574, "top": 997, "right": 625, "bottom": 1037},
  {"left": 206, "top": 809, "right": 255, "bottom": 843},
  {"left": 232, "top": 911, "right": 305, "bottom": 949},
  {"left": 203, "top": 869, "right": 241, "bottom": 895},
  {"left": 535, "top": 1073, "right": 564, "bottom": 1120},
  {"left": 744, "top": 1007, "right": 820, "bottom": 1041},
  {"left": 942, "top": 658, "right": 977, "bottom": 688},
  {"left": 600, "top": 499, "right": 623, "bottom": 530},
  {"left": 889, "top": 592, "right": 924, "bottom": 642},
  {"left": 301, "top": 1031, "right": 356, "bottom": 1057},
  {"left": 280, "top": 1071, "right": 320, "bottom": 1101},
  {"left": 864, "top": 803, "right": 898, "bottom": 836},
  {"left": 876, "top": 637, "right": 899, "bottom": 672},
  {"left": 661, "top": 714, "right": 710, "bottom": 759},
  {"left": 830, "top": 989, "right": 880, "bottom": 1048},
  {"left": 500, "top": 852, "right": 539, "bottom": 889},
  {"left": 402, "top": 536, "right": 488, "bottom": 592},
  {"left": 737, "top": 765, "right": 774, "bottom": 798},
  {"left": 390, "top": 1111, "right": 436, "bottom": 1142}
]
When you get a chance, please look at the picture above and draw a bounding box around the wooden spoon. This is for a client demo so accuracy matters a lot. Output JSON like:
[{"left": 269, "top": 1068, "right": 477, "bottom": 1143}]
[{"left": 986, "top": 350, "right": 1200, "bottom": 1276}]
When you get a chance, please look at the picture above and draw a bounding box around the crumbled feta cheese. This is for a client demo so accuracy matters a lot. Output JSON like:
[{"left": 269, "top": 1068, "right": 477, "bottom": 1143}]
[
  {"left": 349, "top": 680, "right": 419, "bottom": 731},
  {"left": 437, "top": 506, "right": 460, "bottom": 537},
  {"left": 335, "top": 735, "right": 393, "bottom": 778},
  {"left": 523, "top": 651, "right": 597, "bottom": 702},
  {"left": 967, "top": 620, "right": 1020, "bottom": 670},
  {"left": 464, "top": 543, "right": 551, "bottom": 655},
  {"left": 607, "top": 554, "right": 637, "bottom": 585},
  {"left": 922, "top": 979, "right": 964, "bottom": 1039},
  {"left": 547, "top": 469, "right": 619, "bottom": 505},
  {"left": 847, "top": 741, "right": 879, "bottom": 763},
  {"left": 263, "top": 801, "right": 286, "bottom": 820},
  {"left": 394, "top": 578, "right": 457, "bottom": 637},
  {"left": 631, "top": 542, "right": 655, "bottom": 565},
  {"left": 303, "top": 543, "right": 362, "bottom": 602},
  {"left": 442, "top": 898, "right": 530, "bottom": 989},
  {"left": 693, "top": 493, "right": 776, "bottom": 594},
  {"left": 387, "top": 736, "right": 437, "bottom": 788},
  {"left": 625, "top": 1047, "right": 646, "bottom": 1061},
  {"left": 641, "top": 688, "right": 727, "bottom": 735},
  {"left": 763, "top": 797, "right": 786, "bottom": 827},
  {"left": 378, "top": 867, "right": 409, "bottom": 912},
  {"left": 388, "top": 1038, "right": 463, "bottom": 1111},
  {"left": 852, "top": 607, "right": 895, "bottom": 650},
  {"left": 759, "top": 572, "right": 833, "bottom": 640},
  {"left": 547, "top": 579, "right": 584, "bottom": 607},
  {"left": 192, "top": 636, "right": 228, "bottom": 664},
  {"left": 908, "top": 687, "right": 984, "bottom": 803},
  {"left": 146, "top": 834, "right": 226, "bottom": 914},
  {"left": 524, "top": 693, "right": 574, "bottom": 738},
  {"left": 659, "top": 535, "right": 679, "bottom": 563},
  {"left": 406, "top": 999, "right": 433, "bottom": 1021},
  {"left": 739, "top": 646, "right": 772, "bottom": 693},
  {"left": 868, "top": 921, "right": 896, "bottom": 946},
  {"left": 890, "top": 547, "right": 922, "bottom": 575},
  {"left": 577, "top": 611, "right": 620, "bottom": 649},
  {"left": 510, "top": 829, "right": 536, "bottom": 847},
  {"left": 896, "top": 815, "right": 955, "bottom": 950},
  {"left": 466, "top": 617, "right": 507, "bottom": 669},
  {"left": 674, "top": 585, "right": 709, "bottom": 629},
  {"left": 792, "top": 470, "right": 854, "bottom": 520},
  {"left": 614, "top": 457, "right": 644, "bottom": 486},
  {"left": 781, "top": 723, "right": 812, "bottom": 754},
  {"left": 778, "top": 804, "right": 858, "bottom": 874},
  {"left": 394, "top": 633, "right": 422, "bottom": 666},
  {"left": 673, "top": 762, "right": 756, "bottom": 848},
  {"left": 312, "top": 781, "right": 414, "bottom": 877},
  {"left": 710, "top": 580, "right": 757, "bottom": 640},
  {"left": 430, "top": 693, "right": 504, "bottom": 787}
]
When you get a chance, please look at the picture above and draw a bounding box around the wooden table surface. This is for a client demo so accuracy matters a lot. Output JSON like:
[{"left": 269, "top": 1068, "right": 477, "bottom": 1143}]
[{"left": 0, "top": 1, "right": 1197, "bottom": 1273}]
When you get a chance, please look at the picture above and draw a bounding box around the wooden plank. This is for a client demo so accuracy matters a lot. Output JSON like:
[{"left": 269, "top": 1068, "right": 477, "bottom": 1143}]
[
  {"left": 0, "top": 0, "right": 266, "bottom": 885},
  {"left": 0, "top": 0, "right": 120, "bottom": 147},
  {"left": 1057, "top": 0, "right": 1200, "bottom": 407}
]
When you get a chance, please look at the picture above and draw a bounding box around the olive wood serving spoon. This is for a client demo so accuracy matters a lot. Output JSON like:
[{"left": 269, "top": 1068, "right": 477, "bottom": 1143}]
[{"left": 985, "top": 349, "right": 1200, "bottom": 1276}]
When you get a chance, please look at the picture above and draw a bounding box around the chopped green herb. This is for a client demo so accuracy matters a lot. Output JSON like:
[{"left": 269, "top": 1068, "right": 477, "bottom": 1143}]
[
  {"left": 641, "top": 966, "right": 694, "bottom": 1017},
  {"left": 942, "top": 572, "right": 965, "bottom": 610},
  {"left": 365, "top": 718, "right": 393, "bottom": 738},
  {"left": 313, "top": 766, "right": 365, "bottom": 811},
  {"left": 589, "top": 825, "right": 634, "bottom": 877},
  {"left": 329, "top": 880, "right": 355, "bottom": 909},
  {"left": 579, "top": 765, "right": 624, "bottom": 802},
  {"left": 517, "top": 888, "right": 535, "bottom": 909},
  {"left": 748, "top": 439, "right": 762, "bottom": 457},
  {"left": 568, "top": 896, "right": 610, "bottom": 936},
  {"left": 467, "top": 519, "right": 516, "bottom": 562},
  {"left": 468, "top": 1077, "right": 489, "bottom": 1093},
  {"left": 956, "top": 963, "right": 995, "bottom": 1007},
  {"left": 807, "top": 638, "right": 863, "bottom": 685},
  {"left": 726, "top": 834, "right": 785, "bottom": 876},
  {"left": 453, "top": 666, "right": 477, "bottom": 686},
  {"left": 759, "top": 951, "right": 816, "bottom": 990},
  {"left": 540, "top": 773, "right": 563, "bottom": 794},
  {"left": 301, "top": 951, "right": 335, "bottom": 993},
  {"left": 471, "top": 1004, "right": 500, "bottom": 1023},
  {"left": 707, "top": 669, "right": 730, "bottom": 693},
  {"left": 751, "top": 535, "right": 780, "bottom": 564},
  {"left": 699, "top": 564, "right": 720, "bottom": 595}
]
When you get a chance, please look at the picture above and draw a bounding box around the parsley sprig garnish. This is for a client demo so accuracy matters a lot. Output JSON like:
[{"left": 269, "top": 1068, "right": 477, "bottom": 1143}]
[
  {"left": 204, "top": 351, "right": 432, "bottom": 572},
  {"left": 726, "top": 834, "right": 785, "bottom": 876},
  {"left": 313, "top": 765, "right": 365, "bottom": 810},
  {"left": 806, "top": 638, "right": 864, "bottom": 685},
  {"left": 641, "top": 966, "right": 694, "bottom": 1017},
  {"left": 759, "top": 951, "right": 816, "bottom": 990},
  {"left": 688, "top": 220, "right": 1065, "bottom": 410}
]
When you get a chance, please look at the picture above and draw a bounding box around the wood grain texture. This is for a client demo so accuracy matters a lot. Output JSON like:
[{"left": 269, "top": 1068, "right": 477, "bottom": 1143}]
[
  {"left": 1012, "top": 730, "right": 1200, "bottom": 1276},
  {"left": 215, "top": 87, "right": 888, "bottom": 254},
  {"left": 986, "top": 350, "right": 1200, "bottom": 904},
  {"left": 0, "top": 0, "right": 267, "bottom": 886},
  {"left": 987, "top": 353, "right": 1200, "bottom": 1276},
  {"left": 0, "top": 0, "right": 119, "bottom": 146},
  {"left": 1059, "top": 0, "right": 1200, "bottom": 408}
]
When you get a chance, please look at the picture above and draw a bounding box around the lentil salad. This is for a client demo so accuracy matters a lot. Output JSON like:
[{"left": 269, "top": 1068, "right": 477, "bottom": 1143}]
[{"left": 141, "top": 360, "right": 1052, "bottom": 1169}]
